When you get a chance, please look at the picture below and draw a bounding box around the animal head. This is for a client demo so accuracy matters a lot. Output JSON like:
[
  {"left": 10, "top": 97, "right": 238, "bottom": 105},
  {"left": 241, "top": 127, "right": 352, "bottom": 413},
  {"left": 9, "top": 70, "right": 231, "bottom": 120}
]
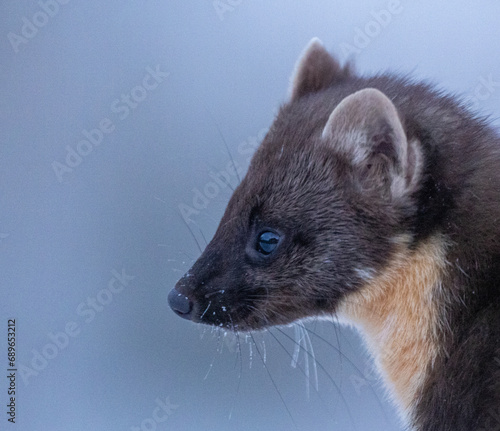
[{"left": 168, "top": 38, "right": 424, "bottom": 332}]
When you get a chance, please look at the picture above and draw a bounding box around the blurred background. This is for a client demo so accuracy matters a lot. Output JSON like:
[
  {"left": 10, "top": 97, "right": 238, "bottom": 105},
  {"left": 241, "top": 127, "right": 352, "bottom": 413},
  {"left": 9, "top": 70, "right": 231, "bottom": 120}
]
[{"left": 2, "top": 1, "right": 500, "bottom": 430}]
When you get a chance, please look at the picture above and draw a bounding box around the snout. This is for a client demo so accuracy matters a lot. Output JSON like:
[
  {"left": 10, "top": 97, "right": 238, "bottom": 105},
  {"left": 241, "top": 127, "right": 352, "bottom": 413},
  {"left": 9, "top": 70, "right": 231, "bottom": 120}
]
[{"left": 167, "top": 288, "right": 193, "bottom": 320}]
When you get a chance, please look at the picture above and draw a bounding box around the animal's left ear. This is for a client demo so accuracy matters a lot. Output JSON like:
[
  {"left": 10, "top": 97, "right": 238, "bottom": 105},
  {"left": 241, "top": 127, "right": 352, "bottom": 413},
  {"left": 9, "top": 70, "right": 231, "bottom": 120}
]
[
  {"left": 288, "top": 38, "right": 348, "bottom": 101},
  {"left": 322, "top": 88, "right": 423, "bottom": 199}
]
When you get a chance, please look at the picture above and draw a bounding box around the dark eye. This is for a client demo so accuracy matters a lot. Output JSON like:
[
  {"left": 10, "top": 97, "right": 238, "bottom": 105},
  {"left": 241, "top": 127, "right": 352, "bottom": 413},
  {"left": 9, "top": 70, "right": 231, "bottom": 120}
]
[{"left": 257, "top": 231, "right": 280, "bottom": 255}]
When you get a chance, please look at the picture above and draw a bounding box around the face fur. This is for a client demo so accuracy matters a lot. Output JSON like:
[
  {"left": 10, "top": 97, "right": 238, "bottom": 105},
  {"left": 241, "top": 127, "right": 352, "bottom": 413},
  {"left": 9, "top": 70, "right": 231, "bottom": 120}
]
[{"left": 168, "top": 39, "right": 423, "bottom": 332}]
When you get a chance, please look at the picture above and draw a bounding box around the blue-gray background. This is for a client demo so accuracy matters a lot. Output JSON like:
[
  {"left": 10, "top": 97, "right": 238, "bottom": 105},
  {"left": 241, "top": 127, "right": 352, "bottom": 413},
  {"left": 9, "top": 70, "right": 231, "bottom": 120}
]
[{"left": 2, "top": 1, "right": 500, "bottom": 430}]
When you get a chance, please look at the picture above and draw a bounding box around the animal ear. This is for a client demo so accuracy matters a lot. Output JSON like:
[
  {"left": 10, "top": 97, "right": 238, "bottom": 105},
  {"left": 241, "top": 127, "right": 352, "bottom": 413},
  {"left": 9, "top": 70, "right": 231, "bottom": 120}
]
[
  {"left": 322, "top": 88, "right": 423, "bottom": 199},
  {"left": 288, "top": 38, "right": 348, "bottom": 102}
]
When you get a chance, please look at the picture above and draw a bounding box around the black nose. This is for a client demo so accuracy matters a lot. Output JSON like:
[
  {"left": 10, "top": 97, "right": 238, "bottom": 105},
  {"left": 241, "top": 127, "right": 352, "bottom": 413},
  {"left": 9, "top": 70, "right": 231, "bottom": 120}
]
[{"left": 168, "top": 288, "right": 193, "bottom": 320}]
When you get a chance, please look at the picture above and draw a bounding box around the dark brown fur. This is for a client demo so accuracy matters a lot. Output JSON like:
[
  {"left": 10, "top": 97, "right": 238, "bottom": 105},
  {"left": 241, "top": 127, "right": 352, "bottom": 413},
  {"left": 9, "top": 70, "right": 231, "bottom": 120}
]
[{"left": 168, "top": 39, "right": 500, "bottom": 430}]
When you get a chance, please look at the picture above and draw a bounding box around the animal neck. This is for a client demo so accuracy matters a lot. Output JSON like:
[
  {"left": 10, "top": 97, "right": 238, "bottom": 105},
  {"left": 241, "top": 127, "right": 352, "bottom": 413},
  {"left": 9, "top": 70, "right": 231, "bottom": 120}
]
[{"left": 337, "top": 235, "right": 448, "bottom": 423}]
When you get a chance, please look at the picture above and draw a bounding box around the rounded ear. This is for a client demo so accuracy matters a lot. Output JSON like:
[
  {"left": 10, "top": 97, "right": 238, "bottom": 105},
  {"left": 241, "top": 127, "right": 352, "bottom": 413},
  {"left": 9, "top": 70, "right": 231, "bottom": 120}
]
[
  {"left": 288, "top": 38, "right": 349, "bottom": 102},
  {"left": 322, "top": 88, "right": 423, "bottom": 199}
]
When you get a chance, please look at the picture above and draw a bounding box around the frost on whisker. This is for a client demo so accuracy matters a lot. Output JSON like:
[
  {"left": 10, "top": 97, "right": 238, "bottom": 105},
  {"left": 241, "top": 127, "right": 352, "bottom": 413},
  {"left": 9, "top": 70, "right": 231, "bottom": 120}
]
[{"left": 291, "top": 322, "right": 319, "bottom": 399}]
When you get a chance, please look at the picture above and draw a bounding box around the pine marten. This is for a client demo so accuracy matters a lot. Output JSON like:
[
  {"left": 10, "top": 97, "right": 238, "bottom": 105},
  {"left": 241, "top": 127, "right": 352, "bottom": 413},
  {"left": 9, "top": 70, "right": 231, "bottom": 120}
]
[{"left": 168, "top": 38, "right": 500, "bottom": 430}]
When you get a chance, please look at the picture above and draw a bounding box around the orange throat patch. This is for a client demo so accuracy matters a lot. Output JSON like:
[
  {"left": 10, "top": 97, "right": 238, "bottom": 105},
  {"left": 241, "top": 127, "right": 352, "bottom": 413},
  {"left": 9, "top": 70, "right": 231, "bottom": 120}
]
[{"left": 337, "top": 235, "right": 447, "bottom": 416}]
